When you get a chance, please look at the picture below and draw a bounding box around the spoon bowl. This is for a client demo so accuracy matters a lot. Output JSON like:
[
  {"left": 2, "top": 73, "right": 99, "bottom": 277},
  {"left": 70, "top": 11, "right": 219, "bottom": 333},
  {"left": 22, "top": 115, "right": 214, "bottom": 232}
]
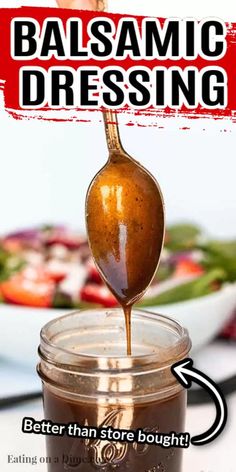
[{"left": 86, "top": 147, "right": 165, "bottom": 307}]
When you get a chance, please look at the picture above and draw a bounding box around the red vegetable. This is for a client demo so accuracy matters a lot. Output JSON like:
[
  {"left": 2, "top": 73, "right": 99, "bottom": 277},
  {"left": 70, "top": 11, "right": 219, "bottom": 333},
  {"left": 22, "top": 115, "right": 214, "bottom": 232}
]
[
  {"left": 80, "top": 284, "right": 118, "bottom": 308},
  {"left": 173, "top": 259, "right": 204, "bottom": 278},
  {"left": 220, "top": 311, "right": 236, "bottom": 340},
  {"left": 0, "top": 268, "right": 55, "bottom": 308},
  {"left": 45, "top": 229, "right": 85, "bottom": 250},
  {"left": 2, "top": 238, "right": 23, "bottom": 253},
  {"left": 87, "top": 260, "right": 103, "bottom": 285}
]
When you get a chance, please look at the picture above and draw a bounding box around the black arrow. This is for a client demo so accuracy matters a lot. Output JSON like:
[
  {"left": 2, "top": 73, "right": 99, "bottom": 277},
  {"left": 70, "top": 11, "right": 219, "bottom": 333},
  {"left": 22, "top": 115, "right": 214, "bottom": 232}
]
[{"left": 171, "top": 358, "right": 228, "bottom": 446}]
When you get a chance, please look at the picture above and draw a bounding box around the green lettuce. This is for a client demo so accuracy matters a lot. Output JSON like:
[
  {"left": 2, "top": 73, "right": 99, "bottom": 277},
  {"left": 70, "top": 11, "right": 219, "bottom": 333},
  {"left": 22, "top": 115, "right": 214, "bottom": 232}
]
[{"left": 138, "top": 269, "right": 226, "bottom": 306}]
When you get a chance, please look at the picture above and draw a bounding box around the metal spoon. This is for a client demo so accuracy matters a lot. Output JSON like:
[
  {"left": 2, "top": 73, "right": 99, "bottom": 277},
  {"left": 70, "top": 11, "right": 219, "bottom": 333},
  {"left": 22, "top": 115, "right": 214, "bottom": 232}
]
[{"left": 85, "top": 110, "right": 165, "bottom": 354}]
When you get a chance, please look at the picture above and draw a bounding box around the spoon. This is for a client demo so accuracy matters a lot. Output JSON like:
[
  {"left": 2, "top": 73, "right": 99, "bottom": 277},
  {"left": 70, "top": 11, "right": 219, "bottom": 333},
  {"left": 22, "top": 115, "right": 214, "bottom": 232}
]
[{"left": 85, "top": 110, "right": 165, "bottom": 355}]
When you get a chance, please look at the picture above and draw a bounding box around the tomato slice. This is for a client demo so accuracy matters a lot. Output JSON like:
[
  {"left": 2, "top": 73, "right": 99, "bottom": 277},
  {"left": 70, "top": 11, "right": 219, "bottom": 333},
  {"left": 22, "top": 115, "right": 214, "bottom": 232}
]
[
  {"left": 1, "top": 268, "right": 55, "bottom": 308},
  {"left": 2, "top": 238, "right": 23, "bottom": 253},
  {"left": 173, "top": 259, "right": 204, "bottom": 278},
  {"left": 80, "top": 284, "right": 118, "bottom": 308},
  {"left": 87, "top": 260, "right": 103, "bottom": 285}
]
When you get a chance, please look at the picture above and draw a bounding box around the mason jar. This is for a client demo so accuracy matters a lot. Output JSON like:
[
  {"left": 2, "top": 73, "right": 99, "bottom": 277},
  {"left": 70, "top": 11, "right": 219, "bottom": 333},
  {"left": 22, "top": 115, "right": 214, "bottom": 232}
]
[{"left": 37, "top": 309, "right": 191, "bottom": 472}]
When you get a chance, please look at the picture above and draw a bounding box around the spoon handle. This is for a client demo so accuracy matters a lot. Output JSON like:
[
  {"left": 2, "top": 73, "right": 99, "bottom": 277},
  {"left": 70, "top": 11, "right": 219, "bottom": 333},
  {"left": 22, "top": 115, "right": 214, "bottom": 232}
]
[
  {"left": 103, "top": 110, "right": 124, "bottom": 152},
  {"left": 95, "top": 1, "right": 124, "bottom": 153}
]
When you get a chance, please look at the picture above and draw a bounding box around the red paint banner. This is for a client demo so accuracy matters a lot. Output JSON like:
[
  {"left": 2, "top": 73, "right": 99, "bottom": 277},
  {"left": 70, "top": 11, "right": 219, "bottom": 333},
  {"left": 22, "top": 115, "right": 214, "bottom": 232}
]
[{"left": 0, "top": 7, "right": 236, "bottom": 124}]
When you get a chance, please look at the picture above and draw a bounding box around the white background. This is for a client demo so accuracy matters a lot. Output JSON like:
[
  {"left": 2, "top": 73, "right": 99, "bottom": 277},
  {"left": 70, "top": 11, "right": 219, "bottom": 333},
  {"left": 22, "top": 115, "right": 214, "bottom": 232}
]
[{"left": 0, "top": 0, "right": 235, "bottom": 237}]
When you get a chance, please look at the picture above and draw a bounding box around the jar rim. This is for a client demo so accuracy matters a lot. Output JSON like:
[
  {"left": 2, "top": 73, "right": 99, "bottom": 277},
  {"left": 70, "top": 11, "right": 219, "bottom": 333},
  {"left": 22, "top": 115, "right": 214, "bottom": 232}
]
[{"left": 39, "top": 308, "right": 191, "bottom": 373}]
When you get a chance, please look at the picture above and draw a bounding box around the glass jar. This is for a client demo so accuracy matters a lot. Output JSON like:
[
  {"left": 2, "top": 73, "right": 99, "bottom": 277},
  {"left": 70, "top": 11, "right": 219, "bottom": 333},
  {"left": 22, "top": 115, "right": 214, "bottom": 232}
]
[{"left": 37, "top": 308, "right": 191, "bottom": 472}]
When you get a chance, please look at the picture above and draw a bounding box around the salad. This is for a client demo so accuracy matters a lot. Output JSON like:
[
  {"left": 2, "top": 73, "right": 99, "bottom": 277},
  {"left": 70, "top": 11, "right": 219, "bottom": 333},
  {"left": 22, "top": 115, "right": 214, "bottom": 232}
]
[{"left": 0, "top": 224, "right": 235, "bottom": 309}]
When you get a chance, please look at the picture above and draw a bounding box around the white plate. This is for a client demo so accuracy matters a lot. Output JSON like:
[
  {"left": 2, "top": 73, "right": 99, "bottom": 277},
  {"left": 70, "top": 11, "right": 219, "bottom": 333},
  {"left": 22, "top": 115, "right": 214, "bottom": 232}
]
[{"left": 0, "top": 283, "right": 235, "bottom": 368}]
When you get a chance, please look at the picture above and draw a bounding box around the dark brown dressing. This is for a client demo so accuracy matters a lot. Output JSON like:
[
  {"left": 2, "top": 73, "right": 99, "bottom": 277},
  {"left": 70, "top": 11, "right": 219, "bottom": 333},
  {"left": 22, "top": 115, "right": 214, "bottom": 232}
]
[
  {"left": 43, "top": 385, "right": 186, "bottom": 472},
  {"left": 86, "top": 112, "right": 165, "bottom": 355},
  {"left": 124, "top": 306, "right": 132, "bottom": 356}
]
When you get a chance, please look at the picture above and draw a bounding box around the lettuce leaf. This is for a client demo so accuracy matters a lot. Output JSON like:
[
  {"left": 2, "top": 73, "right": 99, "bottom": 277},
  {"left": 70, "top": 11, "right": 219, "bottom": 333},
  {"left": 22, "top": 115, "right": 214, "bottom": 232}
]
[
  {"left": 0, "top": 249, "right": 25, "bottom": 282},
  {"left": 138, "top": 269, "right": 226, "bottom": 306},
  {"left": 165, "top": 223, "right": 202, "bottom": 251},
  {"left": 201, "top": 241, "right": 236, "bottom": 282}
]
